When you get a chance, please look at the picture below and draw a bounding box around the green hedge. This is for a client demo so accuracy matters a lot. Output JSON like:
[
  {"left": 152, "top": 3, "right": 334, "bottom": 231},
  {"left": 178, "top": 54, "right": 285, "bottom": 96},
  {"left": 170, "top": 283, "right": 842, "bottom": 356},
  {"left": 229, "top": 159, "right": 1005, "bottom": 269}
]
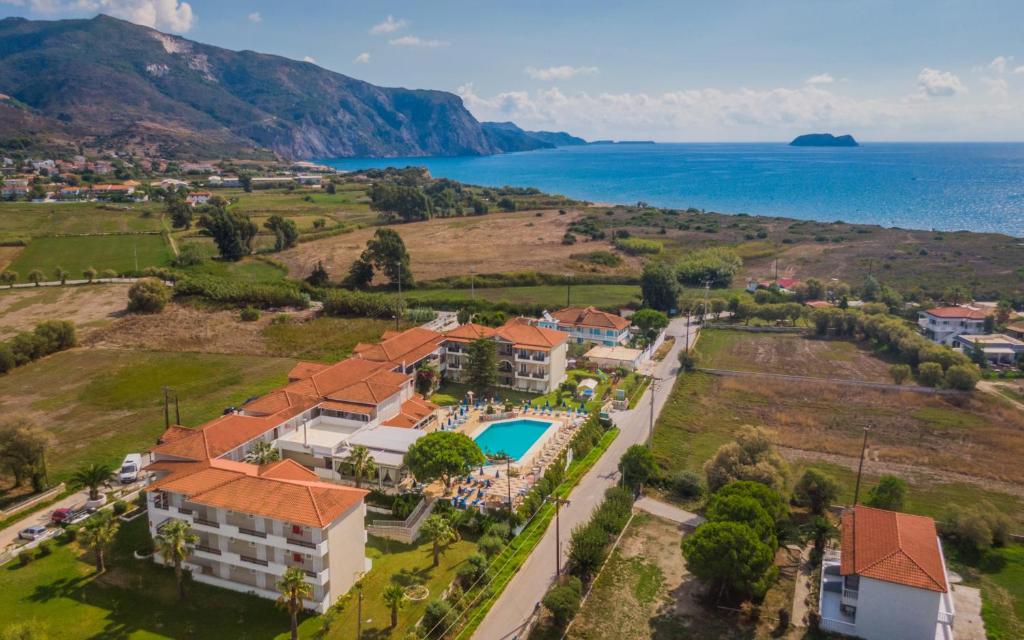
[{"left": 175, "top": 275, "right": 308, "bottom": 309}]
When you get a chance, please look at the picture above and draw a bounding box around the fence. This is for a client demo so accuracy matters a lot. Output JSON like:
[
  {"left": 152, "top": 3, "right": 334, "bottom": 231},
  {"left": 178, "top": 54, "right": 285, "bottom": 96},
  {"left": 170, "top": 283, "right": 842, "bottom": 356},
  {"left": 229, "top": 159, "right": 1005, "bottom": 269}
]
[
  {"left": 0, "top": 482, "right": 66, "bottom": 520},
  {"left": 366, "top": 497, "right": 436, "bottom": 544}
]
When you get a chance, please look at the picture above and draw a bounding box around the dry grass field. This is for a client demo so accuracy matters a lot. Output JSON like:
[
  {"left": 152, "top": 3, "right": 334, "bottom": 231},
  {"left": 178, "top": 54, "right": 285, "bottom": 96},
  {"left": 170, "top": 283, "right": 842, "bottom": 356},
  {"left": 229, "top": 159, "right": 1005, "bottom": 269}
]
[
  {"left": 277, "top": 208, "right": 643, "bottom": 283},
  {"left": 0, "top": 283, "right": 130, "bottom": 339},
  {"left": 697, "top": 330, "right": 900, "bottom": 383}
]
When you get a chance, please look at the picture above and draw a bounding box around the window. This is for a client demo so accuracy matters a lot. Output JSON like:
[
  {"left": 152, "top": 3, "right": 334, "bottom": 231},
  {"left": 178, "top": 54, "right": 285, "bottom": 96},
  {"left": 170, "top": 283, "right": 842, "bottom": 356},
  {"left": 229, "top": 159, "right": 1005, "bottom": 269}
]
[{"left": 292, "top": 525, "right": 302, "bottom": 535}]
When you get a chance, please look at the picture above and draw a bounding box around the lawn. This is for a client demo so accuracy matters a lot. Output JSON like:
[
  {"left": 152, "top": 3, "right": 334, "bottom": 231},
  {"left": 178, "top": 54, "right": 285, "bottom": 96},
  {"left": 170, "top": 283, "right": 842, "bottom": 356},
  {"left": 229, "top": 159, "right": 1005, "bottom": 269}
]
[
  {"left": 262, "top": 317, "right": 414, "bottom": 362},
  {"left": 0, "top": 201, "right": 166, "bottom": 240},
  {"left": 404, "top": 284, "right": 641, "bottom": 309},
  {"left": 0, "top": 516, "right": 297, "bottom": 639},
  {"left": 320, "top": 534, "right": 478, "bottom": 639},
  {"left": 7, "top": 234, "right": 173, "bottom": 281},
  {"left": 696, "top": 329, "right": 901, "bottom": 383},
  {"left": 225, "top": 186, "right": 377, "bottom": 226},
  {"left": 0, "top": 349, "right": 294, "bottom": 484},
  {"left": 650, "top": 371, "right": 1024, "bottom": 527}
]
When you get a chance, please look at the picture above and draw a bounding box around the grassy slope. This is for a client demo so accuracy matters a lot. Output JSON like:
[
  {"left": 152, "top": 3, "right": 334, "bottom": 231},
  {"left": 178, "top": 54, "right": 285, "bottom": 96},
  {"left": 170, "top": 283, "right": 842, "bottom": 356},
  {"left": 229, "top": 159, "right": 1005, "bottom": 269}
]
[
  {"left": 263, "top": 317, "right": 414, "bottom": 362},
  {"left": 0, "top": 349, "right": 293, "bottom": 482},
  {"left": 406, "top": 284, "right": 640, "bottom": 309},
  {"left": 0, "top": 202, "right": 166, "bottom": 239},
  {"left": 7, "top": 235, "right": 173, "bottom": 281}
]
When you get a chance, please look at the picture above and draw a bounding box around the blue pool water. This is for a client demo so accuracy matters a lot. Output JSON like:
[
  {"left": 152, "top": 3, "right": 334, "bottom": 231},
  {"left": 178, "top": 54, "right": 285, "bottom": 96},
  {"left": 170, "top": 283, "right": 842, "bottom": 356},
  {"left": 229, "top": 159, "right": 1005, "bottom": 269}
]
[
  {"left": 473, "top": 419, "right": 553, "bottom": 461},
  {"left": 321, "top": 142, "right": 1024, "bottom": 236}
]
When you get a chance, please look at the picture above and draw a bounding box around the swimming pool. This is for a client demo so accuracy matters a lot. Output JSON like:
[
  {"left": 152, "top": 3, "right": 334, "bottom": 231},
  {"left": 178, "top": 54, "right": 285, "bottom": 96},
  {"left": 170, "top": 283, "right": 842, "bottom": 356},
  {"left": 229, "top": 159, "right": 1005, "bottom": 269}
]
[{"left": 473, "top": 419, "right": 555, "bottom": 461}]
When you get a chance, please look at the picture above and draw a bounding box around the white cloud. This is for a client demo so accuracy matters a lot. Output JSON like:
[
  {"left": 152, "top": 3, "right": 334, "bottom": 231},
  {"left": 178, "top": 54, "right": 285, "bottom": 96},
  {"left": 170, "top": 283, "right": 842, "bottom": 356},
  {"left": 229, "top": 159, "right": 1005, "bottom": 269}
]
[
  {"left": 981, "top": 76, "right": 1009, "bottom": 97},
  {"left": 7, "top": 0, "right": 196, "bottom": 32},
  {"left": 806, "top": 73, "right": 835, "bottom": 85},
  {"left": 247, "top": 11, "right": 260, "bottom": 23},
  {"left": 370, "top": 15, "right": 406, "bottom": 35},
  {"left": 916, "top": 67, "right": 966, "bottom": 97},
  {"left": 302, "top": 55, "right": 316, "bottom": 64},
  {"left": 354, "top": 52, "right": 370, "bottom": 64},
  {"left": 524, "top": 65, "right": 599, "bottom": 81},
  {"left": 389, "top": 35, "right": 448, "bottom": 48},
  {"left": 989, "top": 56, "right": 1012, "bottom": 74}
]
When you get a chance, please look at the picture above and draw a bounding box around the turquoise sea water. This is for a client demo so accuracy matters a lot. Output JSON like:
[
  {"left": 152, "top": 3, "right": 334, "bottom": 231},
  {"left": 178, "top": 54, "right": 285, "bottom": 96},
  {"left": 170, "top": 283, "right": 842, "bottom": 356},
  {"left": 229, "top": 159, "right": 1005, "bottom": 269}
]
[
  {"left": 473, "top": 418, "right": 553, "bottom": 461},
  {"left": 322, "top": 142, "right": 1024, "bottom": 237}
]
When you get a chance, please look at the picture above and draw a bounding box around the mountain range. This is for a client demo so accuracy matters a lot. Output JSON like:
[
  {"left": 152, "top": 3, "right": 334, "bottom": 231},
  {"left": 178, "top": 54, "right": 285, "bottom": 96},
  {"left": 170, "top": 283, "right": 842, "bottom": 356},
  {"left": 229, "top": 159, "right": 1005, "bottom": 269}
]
[{"left": 0, "top": 15, "right": 584, "bottom": 160}]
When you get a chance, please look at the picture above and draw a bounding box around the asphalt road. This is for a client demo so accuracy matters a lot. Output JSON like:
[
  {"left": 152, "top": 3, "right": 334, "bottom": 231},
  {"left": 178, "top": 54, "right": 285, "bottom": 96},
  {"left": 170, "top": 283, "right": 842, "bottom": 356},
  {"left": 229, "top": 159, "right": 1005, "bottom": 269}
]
[{"left": 471, "top": 317, "right": 698, "bottom": 640}]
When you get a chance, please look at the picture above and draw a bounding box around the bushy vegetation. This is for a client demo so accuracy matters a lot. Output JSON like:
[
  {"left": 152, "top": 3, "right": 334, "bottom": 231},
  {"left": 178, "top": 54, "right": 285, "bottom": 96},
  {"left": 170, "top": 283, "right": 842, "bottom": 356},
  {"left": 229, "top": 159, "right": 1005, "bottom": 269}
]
[
  {"left": 703, "top": 426, "right": 789, "bottom": 493},
  {"left": 127, "top": 277, "right": 171, "bottom": 313},
  {"left": 321, "top": 287, "right": 405, "bottom": 319},
  {"left": 0, "top": 319, "right": 76, "bottom": 374},
  {"left": 677, "top": 247, "right": 743, "bottom": 287},
  {"left": 613, "top": 237, "right": 662, "bottom": 255},
  {"left": 175, "top": 275, "right": 307, "bottom": 309}
]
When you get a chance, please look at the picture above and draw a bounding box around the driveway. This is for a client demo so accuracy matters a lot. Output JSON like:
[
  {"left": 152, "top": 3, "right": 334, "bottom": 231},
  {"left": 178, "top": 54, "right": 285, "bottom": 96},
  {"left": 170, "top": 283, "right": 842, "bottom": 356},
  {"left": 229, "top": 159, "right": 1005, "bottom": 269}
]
[
  {"left": 471, "top": 317, "right": 698, "bottom": 640},
  {"left": 0, "top": 487, "right": 89, "bottom": 554},
  {"left": 635, "top": 496, "right": 704, "bottom": 529}
]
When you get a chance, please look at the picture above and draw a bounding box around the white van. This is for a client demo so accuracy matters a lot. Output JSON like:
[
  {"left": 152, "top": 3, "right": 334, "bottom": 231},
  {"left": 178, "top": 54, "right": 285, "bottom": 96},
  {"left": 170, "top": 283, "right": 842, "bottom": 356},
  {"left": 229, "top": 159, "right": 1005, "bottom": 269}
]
[{"left": 119, "top": 453, "right": 142, "bottom": 484}]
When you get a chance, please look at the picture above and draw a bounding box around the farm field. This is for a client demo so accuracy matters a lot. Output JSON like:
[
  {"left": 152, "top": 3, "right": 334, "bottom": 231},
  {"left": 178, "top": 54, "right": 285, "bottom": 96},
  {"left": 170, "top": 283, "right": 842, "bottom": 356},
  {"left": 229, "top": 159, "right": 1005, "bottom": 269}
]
[
  {"left": 0, "top": 348, "right": 293, "bottom": 485},
  {"left": 6, "top": 234, "right": 173, "bottom": 281},
  {"left": 0, "top": 283, "right": 129, "bottom": 339},
  {"left": 277, "top": 209, "right": 643, "bottom": 283},
  {"left": 225, "top": 185, "right": 377, "bottom": 223},
  {"left": 0, "top": 201, "right": 166, "bottom": 240},
  {"left": 563, "top": 513, "right": 794, "bottom": 640},
  {"left": 651, "top": 371, "right": 1024, "bottom": 526},
  {"left": 406, "top": 284, "right": 641, "bottom": 309},
  {"left": 697, "top": 329, "right": 900, "bottom": 383}
]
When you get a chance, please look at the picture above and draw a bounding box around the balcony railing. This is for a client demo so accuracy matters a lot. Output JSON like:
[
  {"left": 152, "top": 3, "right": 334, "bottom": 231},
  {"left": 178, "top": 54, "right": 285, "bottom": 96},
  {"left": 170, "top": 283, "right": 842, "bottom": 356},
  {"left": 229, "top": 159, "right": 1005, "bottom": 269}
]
[
  {"left": 287, "top": 538, "right": 317, "bottom": 549},
  {"left": 841, "top": 588, "right": 859, "bottom": 606},
  {"left": 819, "top": 618, "right": 857, "bottom": 635},
  {"left": 194, "top": 517, "right": 219, "bottom": 528},
  {"left": 240, "top": 554, "right": 269, "bottom": 567},
  {"left": 196, "top": 544, "right": 221, "bottom": 555},
  {"left": 938, "top": 611, "right": 955, "bottom": 625},
  {"left": 303, "top": 569, "right": 317, "bottom": 578},
  {"left": 177, "top": 507, "right": 194, "bottom": 516},
  {"left": 238, "top": 526, "right": 267, "bottom": 539}
]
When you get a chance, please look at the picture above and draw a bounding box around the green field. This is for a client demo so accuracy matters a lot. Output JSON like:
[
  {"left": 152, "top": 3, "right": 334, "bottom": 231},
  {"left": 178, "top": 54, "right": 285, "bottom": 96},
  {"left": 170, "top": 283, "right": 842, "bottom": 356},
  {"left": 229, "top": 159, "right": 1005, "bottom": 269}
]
[
  {"left": 405, "top": 284, "right": 641, "bottom": 309},
  {"left": 263, "top": 316, "right": 414, "bottom": 362},
  {"left": 0, "top": 201, "right": 167, "bottom": 240},
  {"left": 0, "top": 349, "right": 294, "bottom": 483},
  {"left": 6, "top": 234, "right": 173, "bottom": 281}
]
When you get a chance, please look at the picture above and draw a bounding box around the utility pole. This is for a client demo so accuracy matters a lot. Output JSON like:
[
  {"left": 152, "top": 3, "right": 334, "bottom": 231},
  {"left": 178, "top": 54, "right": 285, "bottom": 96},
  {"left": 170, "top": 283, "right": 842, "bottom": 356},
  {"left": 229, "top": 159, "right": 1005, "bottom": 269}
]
[
  {"left": 853, "top": 426, "right": 871, "bottom": 505},
  {"left": 470, "top": 266, "right": 475, "bottom": 301},
  {"left": 702, "top": 279, "right": 711, "bottom": 327},
  {"left": 353, "top": 571, "right": 366, "bottom": 639},
  {"left": 162, "top": 386, "right": 170, "bottom": 428},
  {"left": 647, "top": 377, "right": 662, "bottom": 447},
  {"left": 545, "top": 496, "right": 570, "bottom": 576},
  {"left": 566, "top": 273, "right": 573, "bottom": 307}
]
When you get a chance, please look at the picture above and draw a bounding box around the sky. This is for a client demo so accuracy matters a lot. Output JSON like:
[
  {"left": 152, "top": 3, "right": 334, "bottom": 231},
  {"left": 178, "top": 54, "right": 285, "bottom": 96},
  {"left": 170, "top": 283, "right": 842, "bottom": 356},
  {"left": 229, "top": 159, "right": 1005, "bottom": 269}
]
[{"left": 3, "top": 0, "right": 1024, "bottom": 141}]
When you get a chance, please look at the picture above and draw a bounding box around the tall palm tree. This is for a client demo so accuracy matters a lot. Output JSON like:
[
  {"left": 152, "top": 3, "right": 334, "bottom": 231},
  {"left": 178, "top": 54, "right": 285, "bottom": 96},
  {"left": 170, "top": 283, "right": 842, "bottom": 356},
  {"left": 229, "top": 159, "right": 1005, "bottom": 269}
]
[
  {"left": 344, "top": 445, "right": 376, "bottom": 489},
  {"left": 420, "top": 514, "right": 459, "bottom": 567},
  {"left": 276, "top": 566, "right": 312, "bottom": 640},
  {"left": 155, "top": 519, "right": 199, "bottom": 600},
  {"left": 79, "top": 511, "right": 119, "bottom": 572},
  {"left": 71, "top": 463, "right": 112, "bottom": 501},
  {"left": 246, "top": 440, "right": 281, "bottom": 465},
  {"left": 382, "top": 582, "right": 406, "bottom": 628}
]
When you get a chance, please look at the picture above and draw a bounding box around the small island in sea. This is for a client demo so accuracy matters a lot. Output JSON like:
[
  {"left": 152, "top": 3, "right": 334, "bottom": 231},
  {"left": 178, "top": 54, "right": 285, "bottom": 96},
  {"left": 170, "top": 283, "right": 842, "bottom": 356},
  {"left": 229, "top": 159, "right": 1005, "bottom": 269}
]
[{"left": 790, "top": 133, "right": 859, "bottom": 147}]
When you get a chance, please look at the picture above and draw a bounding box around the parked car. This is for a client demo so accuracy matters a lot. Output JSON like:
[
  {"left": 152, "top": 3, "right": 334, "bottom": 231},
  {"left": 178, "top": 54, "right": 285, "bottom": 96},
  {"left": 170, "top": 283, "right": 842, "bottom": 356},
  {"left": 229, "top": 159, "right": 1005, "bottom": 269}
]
[
  {"left": 52, "top": 507, "right": 90, "bottom": 526},
  {"left": 18, "top": 525, "right": 48, "bottom": 541},
  {"left": 51, "top": 508, "right": 72, "bottom": 524}
]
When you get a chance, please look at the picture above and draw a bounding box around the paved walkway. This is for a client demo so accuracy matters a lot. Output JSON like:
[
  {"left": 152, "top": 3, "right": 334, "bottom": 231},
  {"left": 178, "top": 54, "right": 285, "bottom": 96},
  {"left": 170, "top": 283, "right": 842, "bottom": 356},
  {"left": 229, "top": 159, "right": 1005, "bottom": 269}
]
[
  {"left": 789, "top": 543, "right": 815, "bottom": 628},
  {"left": 952, "top": 585, "right": 987, "bottom": 640},
  {"left": 470, "top": 317, "right": 698, "bottom": 640},
  {"left": 634, "top": 496, "right": 704, "bottom": 529}
]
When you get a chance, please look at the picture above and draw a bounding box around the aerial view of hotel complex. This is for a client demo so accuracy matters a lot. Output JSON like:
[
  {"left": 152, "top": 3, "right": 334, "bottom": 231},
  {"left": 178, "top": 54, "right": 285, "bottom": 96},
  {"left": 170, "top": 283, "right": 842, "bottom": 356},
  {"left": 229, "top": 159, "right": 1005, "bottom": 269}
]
[{"left": 0, "top": 2, "right": 1023, "bottom": 640}]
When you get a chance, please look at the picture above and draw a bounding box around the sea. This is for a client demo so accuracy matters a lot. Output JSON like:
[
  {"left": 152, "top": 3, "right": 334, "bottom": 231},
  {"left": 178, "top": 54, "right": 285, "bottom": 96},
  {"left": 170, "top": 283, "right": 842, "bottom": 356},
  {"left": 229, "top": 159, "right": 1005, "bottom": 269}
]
[{"left": 321, "top": 142, "right": 1024, "bottom": 237}]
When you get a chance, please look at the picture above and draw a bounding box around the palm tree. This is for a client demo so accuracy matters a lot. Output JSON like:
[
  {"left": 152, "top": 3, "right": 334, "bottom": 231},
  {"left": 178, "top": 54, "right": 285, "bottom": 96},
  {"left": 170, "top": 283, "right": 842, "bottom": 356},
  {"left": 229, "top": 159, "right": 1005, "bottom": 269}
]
[
  {"left": 155, "top": 519, "right": 199, "bottom": 600},
  {"left": 79, "top": 511, "right": 119, "bottom": 572},
  {"left": 245, "top": 440, "right": 281, "bottom": 465},
  {"left": 71, "top": 463, "right": 112, "bottom": 501},
  {"left": 276, "top": 566, "right": 312, "bottom": 640},
  {"left": 344, "top": 445, "right": 376, "bottom": 489},
  {"left": 382, "top": 582, "right": 406, "bottom": 628},
  {"left": 28, "top": 269, "right": 43, "bottom": 287},
  {"left": 420, "top": 514, "right": 459, "bottom": 567}
]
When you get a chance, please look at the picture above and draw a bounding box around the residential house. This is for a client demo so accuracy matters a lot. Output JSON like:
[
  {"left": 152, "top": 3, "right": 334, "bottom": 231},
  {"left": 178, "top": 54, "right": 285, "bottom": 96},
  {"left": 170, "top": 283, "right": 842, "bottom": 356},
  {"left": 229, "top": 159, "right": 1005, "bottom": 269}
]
[
  {"left": 251, "top": 176, "right": 296, "bottom": 189},
  {"left": 1006, "top": 321, "right": 1024, "bottom": 340},
  {"left": 537, "top": 306, "right": 631, "bottom": 346},
  {"left": 819, "top": 506, "right": 954, "bottom": 640},
  {"left": 442, "top": 319, "right": 569, "bottom": 393},
  {"left": 90, "top": 160, "right": 113, "bottom": 175},
  {"left": 918, "top": 306, "right": 991, "bottom": 346},
  {"left": 208, "top": 175, "right": 241, "bottom": 188},
  {"left": 145, "top": 457, "right": 369, "bottom": 613},
  {"left": 352, "top": 326, "right": 445, "bottom": 375},
  {"left": 584, "top": 345, "right": 644, "bottom": 371},
  {"left": 294, "top": 174, "right": 323, "bottom": 185},
  {"left": 187, "top": 191, "right": 212, "bottom": 206},
  {"left": 157, "top": 178, "right": 189, "bottom": 190},
  {"left": 181, "top": 162, "right": 217, "bottom": 173},
  {"left": 952, "top": 333, "right": 1024, "bottom": 365}
]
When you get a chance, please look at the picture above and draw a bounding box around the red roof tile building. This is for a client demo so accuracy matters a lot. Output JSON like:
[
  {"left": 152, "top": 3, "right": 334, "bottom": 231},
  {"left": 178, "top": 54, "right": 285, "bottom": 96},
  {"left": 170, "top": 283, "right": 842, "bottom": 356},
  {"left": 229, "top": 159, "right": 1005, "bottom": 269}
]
[{"left": 538, "top": 306, "right": 632, "bottom": 346}]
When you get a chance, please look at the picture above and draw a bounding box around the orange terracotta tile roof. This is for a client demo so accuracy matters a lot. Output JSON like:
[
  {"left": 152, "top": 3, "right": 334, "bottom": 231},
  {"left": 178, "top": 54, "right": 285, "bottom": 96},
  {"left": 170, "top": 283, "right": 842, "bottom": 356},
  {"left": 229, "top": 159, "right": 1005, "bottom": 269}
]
[
  {"left": 288, "top": 361, "right": 330, "bottom": 381},
  {"left": 283, "top": 358, "right": 398, "bottom": 399},
  {"left": 496, "top": 318, "right": 570, "bottom": 350},
  {"left": 243, "top": 390, "right": 316, "bottom": 416},
  {"left": 319, "top": 400, "right": 375, "bottom": 414},
  {"left": 157, "top": 425, "right": 197, "bottom": 444},
  {"left": 191, "top": 476, "right": 366, "bottom": 527},
  {"left": 840, "top": 506, "right": 948, "bottom": 592},
  {"left": 805, "top": 300, "right": 832, "bottom": 308},
  {"left": 923, "top": 306, "right": 990, "bottom": 320},
  {"left": 352, "top": 327, "right": 442, "bottom": 365},
  {"left": 549, "top": 306, "right": 630, "bottom": 331},
  {"left": 259, "top": 459, "right": 320, "bottom": 481},
  {"left": 444, "top": 323, "right": 497, "bottom": 343},
  {"left": 383, "top": 395, "right": 437, "bottom": 428}
]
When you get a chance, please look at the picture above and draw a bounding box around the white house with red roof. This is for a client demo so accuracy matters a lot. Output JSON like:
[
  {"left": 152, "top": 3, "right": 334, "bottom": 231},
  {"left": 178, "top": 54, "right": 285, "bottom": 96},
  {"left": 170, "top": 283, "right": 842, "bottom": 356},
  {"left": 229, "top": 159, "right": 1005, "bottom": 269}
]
[
  {"left": 819, "top": 506, "right": 955, "bottom": 640},
  {"left": 918, "top": 305, "right": 991, "bottom": 346},
  {"left": 538, "top": 306, "right": 631, "bottom": 346}
]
